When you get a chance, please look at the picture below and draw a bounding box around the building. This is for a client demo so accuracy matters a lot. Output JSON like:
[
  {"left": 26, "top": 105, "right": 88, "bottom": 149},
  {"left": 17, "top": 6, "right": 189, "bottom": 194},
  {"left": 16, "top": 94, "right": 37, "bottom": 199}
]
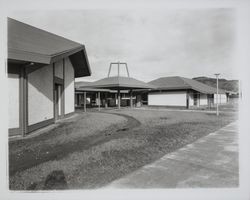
[
  {"left": 8, "top": 18, "right": 91, "bottom": 137},
  {"left": 147, "top": 76, "right": 228, "bottom": 108},
  {"left": 75, "top": 62, "right": 154, "bottom": 110}
]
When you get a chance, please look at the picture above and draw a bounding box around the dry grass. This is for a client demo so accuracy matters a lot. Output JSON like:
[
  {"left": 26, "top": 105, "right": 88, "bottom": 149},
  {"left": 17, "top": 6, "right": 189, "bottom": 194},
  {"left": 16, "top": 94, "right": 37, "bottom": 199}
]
[{"left": 9, "top": 109, "right": 237, "bottom": 190}]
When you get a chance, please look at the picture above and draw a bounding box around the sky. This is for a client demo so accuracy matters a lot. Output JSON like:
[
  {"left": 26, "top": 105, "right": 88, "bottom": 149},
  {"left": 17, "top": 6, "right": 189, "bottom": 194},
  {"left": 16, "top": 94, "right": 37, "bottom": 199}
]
[{"left": 8, "top": 9, "right": 237, "bottom": 82}]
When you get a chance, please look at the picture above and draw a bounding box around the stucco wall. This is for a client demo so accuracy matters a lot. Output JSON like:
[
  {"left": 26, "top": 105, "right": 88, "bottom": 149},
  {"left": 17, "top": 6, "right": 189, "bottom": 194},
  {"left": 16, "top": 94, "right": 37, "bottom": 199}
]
[
  {"left": 64, "top": 57, "right": 75, "bottom": 114},
  {"left": 8, "top": 74, "right": 19, "bottom": 129},
  {"left": 148, "top": 91, "right": 187, "bottom": 106},
  {"left": 199, "top": 94, "right": 208, "bottom": 105},
  {"left": 54, "top": 60, "right": 63, "bottom": 78},
  {"left": 214, "top": 94, "right": 227, "bottom": 104},
  {"left": 28, "top": 64, "right": 53, "bottom": 125},
  {"left": 188, "top": 91, "right": 194, "bottom": 106}
]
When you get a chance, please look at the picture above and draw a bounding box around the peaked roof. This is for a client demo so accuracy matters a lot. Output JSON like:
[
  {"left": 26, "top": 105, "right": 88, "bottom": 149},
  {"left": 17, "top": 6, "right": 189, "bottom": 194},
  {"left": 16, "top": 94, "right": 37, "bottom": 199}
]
[
  {"left": 8, "top": 18, "right": 91, "bottom": 77},
  {"left": 148, "top": 76, "right": 226, "bottom": 94},
  {"left": 86, "top": 76, "right": 155, "bottom": 90}
]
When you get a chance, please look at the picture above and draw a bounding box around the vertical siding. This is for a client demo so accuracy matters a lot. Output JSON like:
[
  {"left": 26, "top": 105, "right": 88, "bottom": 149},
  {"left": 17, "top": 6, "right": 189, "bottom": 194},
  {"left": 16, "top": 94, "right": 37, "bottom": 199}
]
[
  {"left": 8, "top": 74, "right": 19, "bottom": 128},
  {"left": 54, "top": 60, "right": 63, "bottom": 78},
  {"left": 28, "top": 64, "right": 53, "bottom": 125},
  {"left": 64, "top": 57, "right": 75, "bottom": 114},
  {"left": 148, "top": 91, "right": 187, "bottom": 106}
]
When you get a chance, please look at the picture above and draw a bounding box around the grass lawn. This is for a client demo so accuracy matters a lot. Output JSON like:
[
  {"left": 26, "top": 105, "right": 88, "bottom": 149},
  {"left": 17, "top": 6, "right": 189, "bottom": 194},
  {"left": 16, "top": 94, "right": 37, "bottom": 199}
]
[{"left": 9, "top": 108, "right": 237, "bottom": 190}]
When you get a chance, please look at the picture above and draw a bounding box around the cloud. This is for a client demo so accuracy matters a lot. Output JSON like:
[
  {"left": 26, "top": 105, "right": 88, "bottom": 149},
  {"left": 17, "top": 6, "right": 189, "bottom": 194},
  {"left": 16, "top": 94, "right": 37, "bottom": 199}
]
[{"left": 9, "top": 9, "right": 236, "bottom": 82}]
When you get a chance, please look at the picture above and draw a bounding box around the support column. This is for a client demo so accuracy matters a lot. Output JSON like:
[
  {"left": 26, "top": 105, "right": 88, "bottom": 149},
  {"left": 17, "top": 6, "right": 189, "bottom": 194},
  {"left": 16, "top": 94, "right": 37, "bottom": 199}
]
[
  {"left": 118, "top": 89, "right": 121, "bottom": 109},
  {"left": 84, "top": 92, "right": 86, "bottom": 112},
  {"left": 130, "top": 89, "right": 133, "bottom": 108},
  {"left": 186, "top": 90, "right": 189, "bottom": 109},
  {"left": 105, "top": 92, "right": 108, "bottom": 108},
  {"left": 98, "top": 92, "right": 101, "bottom": 111},
  {"left": 115, "top": 93, "right": 117, "bottom": 106},
  {"left": 20, "top": 66, "right": 28, "bottom": 137}
]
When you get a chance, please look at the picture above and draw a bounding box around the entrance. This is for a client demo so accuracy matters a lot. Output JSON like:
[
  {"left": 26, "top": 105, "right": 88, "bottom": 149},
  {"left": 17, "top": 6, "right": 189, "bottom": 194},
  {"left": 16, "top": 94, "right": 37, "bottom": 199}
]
[
  {"left": 193, "top": 93, "right": 199, "bottom": 106},
  {"left": 54, "top": 84, "right": 63, "bottom": 120}
]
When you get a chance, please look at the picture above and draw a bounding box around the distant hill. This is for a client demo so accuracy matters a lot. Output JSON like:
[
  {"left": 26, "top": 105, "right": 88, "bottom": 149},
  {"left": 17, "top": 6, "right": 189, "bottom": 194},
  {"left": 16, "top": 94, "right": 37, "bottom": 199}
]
[{"left": 192, "top": 77, "right": 239, "bottom": 93}]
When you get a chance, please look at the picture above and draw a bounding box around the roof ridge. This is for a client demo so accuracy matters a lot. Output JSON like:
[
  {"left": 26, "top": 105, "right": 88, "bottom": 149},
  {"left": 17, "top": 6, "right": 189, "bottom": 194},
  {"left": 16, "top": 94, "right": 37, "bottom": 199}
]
[{"left": 178, "top": 76, "right": 191, "bottom": 87}]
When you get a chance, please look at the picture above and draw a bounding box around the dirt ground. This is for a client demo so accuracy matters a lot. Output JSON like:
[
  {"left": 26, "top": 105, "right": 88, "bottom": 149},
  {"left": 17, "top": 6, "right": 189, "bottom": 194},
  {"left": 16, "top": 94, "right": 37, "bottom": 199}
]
[{"left": 9, "top": 108, "right": 237, "bottom": 190}]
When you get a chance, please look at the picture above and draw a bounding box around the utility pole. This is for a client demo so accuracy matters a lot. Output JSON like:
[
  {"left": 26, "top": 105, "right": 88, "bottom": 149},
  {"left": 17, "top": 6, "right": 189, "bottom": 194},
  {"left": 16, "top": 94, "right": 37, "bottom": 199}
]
[{"left": 214, "top": 73, "right": 220, "bottom": 116}]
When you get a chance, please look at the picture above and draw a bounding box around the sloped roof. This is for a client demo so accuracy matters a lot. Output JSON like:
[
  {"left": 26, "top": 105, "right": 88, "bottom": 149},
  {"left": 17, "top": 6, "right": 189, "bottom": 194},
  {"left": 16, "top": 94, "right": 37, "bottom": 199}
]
[
  {"left": 8, "top": 18, "right": 91, "bottom": 77},
  {"left": 148, "top": 76, "right": 225, "bottom": 94},
  {"left": 75, "top": 81, "right": 91, "bottom": 89},
  {"left": 85, "top": 76, "right": 155, "bottom": 90}
]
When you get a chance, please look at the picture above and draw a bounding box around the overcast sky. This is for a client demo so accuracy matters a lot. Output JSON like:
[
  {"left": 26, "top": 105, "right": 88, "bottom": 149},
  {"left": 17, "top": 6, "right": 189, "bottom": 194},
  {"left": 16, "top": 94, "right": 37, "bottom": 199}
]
[{"left": 9, "top": 9, "right": 237, "bottom": 82}]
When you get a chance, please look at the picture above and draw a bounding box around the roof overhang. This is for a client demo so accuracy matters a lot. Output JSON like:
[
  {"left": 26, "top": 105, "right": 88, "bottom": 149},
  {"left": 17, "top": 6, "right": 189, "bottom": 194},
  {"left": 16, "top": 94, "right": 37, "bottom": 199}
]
[
  {"left": 8, "top": 18, "right": 91, "bottom": 78},
  {"left": 69, "top": 47, "right": 91, "bottom": 78},
  {"left": 8, "top": 46, "right": 91, "bottom": 78}
]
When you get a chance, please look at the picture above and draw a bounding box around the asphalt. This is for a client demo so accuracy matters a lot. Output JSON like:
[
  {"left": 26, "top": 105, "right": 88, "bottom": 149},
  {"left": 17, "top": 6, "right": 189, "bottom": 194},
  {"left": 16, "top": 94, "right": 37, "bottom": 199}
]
[{"left": 105, "top": 121, "right": 238, "bottom": 188}]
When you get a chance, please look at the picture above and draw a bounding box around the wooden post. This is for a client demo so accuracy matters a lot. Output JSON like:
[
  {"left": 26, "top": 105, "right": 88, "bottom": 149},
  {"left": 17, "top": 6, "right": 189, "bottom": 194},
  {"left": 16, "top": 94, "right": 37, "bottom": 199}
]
[
  {"left": 98, "top": 92, "right": 101, "bottom": 111},
  {"left": 20, "top": 66, "right": 28, "bottom": 137},
  {"left": 107, "top": 63, "right": 112, "bottom": 77},
  {"left": 84, "top": 92, "right": 86, "bottom": 112},
  {"left": 130, "top": 89, "right": 133, "bottom": 108},
  {"left": 105, "top": 92, "right": 108, "bottom": 108},
  {"left": 118, "top": 89, "right": 121, "bottom": 109},
  {"left": 186, "top": 90, "right": 189, "bottom": 109},
  {"left": 125, "top": 63, "right": 130, "bottom": 77},
  {"left": 118, "top": 61, "right": 120, "bottom": 77},
  {"left": 115, "top": 93, "right": 117, "bottom": 106}
]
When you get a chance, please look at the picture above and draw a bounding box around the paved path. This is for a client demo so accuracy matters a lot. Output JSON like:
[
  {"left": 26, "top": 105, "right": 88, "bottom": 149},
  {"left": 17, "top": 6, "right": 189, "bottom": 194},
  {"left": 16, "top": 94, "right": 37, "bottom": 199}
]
[
  {"left": 105, "top": 121, "right": 238, "bottom": 188},
  {"left": 135, "top": 107, "right": 237, "bottom": 114}
]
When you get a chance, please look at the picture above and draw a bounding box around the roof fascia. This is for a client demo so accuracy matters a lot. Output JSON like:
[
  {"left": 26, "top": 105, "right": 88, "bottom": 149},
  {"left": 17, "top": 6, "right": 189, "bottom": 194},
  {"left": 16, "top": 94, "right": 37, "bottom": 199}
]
[
  {"left": 50, "top": 46, "right": 84, "bottom": 63},
  {"left": 8, "top": 48, "right": 50, "bottom": 64}
]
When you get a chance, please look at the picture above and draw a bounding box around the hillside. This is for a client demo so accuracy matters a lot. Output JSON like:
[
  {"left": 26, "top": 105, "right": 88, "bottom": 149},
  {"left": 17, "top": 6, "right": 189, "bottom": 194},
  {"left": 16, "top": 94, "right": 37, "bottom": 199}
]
[{"left": 192, "top": 77, "right": 239, "bottom": 93}]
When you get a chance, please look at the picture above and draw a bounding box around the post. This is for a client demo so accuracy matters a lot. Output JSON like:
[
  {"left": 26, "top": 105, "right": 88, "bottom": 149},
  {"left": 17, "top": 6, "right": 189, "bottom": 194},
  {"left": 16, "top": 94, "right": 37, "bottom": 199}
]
[
  {"left": 84, "top": 92, "right": 86, "bottom": 112},
  {"left": 118, "top": 89, "right": 121, "bottom": 109},
  {"left": 186, "top": 90, "right": 189, "bottom": 109},
  {"left": 125, "top": 63, "right": 130, "bottom": 77},
  {"left": 105, "top": 92, "right": 108, "bottom": 108},
  {"left": 98, "top": 92, "right": 101, "bottom": 111},
  {"left": 107, "top": 63, "right": 112, "bottom": 77},
  {"left": 130, "top": 89, "right": 133, "bottom": 108},
  {"left": 214, "top": 73, "right": 220, "bottom": 116},
  {"left": 118, "top": 61, "right": 120, "bottom": 77}
]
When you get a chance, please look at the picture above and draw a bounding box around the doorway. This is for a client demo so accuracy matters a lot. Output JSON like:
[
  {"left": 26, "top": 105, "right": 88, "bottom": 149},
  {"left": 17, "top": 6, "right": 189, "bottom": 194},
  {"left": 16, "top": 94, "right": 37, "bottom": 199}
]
[
  {"left": 193, "top": 93, "right": 199, "bottom": 106},
  {"left": 54, "top": 83, "right": 63, "bottom": 120}
]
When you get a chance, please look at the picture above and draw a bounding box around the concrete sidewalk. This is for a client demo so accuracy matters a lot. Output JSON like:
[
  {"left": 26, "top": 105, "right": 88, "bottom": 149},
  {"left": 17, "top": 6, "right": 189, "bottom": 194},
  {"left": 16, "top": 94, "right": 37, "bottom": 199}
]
[{"left": 105, "top": 121, "right": 238, "bottom": 188}]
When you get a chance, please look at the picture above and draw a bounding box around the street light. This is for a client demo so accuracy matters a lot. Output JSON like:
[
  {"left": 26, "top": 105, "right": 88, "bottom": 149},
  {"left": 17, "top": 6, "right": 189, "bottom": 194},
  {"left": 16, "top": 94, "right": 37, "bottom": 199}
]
[{"left": 214, "top": 73, "right": 220, "bottom": 116}]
